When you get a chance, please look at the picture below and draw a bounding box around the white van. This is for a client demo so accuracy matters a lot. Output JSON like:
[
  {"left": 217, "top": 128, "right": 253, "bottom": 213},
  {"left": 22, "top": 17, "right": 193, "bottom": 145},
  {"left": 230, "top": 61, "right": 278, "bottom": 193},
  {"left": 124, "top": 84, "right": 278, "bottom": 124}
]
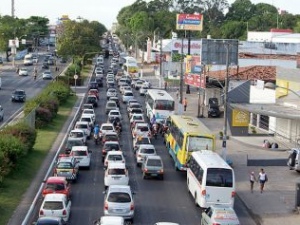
[
  {"left": 187, "top": 150, "right": 235, "bottom": 208},
  {"left": 23, "top": 54, "right": 33, "bottom": 66}
]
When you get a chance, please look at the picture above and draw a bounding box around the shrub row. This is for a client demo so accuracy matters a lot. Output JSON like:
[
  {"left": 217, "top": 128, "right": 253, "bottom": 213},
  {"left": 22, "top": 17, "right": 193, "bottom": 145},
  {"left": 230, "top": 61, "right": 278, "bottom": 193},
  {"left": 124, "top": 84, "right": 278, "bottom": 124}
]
[
  {"left": 0, "top": 122, "right": 36, "bottom": 183},
  {"left": 24, "top": 81, "right": 71, "bottom": 128}
]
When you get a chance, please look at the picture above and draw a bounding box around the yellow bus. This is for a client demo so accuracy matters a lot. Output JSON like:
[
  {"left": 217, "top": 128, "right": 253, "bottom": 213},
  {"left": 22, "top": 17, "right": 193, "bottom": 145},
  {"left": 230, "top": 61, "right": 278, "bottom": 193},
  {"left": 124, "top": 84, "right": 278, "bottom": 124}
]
[{"left": 165, "top": 115, "right": 215, "bottom": 171}]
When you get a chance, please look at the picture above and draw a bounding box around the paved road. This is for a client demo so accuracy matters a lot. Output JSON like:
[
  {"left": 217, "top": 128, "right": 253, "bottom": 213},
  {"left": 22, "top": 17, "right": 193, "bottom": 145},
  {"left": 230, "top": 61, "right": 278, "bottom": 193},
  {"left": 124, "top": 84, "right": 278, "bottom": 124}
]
[{"left": 0, "top": 55, "right": 66, "bottom": 126}]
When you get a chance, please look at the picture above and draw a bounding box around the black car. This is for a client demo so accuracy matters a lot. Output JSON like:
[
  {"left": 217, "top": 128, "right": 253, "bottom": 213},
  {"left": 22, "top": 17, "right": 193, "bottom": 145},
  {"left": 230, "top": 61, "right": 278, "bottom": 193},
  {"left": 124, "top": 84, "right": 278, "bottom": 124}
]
[
  {"left": 95, "top": 77, "right": 103, "bottom": 87},
  {"left": 11, "top": 89, "right": 26, "bottom": 102},
  {"left": 86, "top": 95, "right": 98, "bottom": 107},
  {"left": 89, "top": 81, "right": 98, "bottom": 90},
  {"left": 42, "top": 61, "right": 49, "bottom": 69},
  {"left": 207, "top": 98, "right": 221, "bottom": 118}
]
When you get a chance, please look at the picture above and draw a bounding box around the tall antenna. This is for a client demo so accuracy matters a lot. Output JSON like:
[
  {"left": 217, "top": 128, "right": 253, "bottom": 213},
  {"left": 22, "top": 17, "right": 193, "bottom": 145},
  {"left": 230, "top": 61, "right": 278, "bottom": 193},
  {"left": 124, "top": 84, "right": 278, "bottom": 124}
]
[{"left": 11, "top": 0, "right": 15, "bottom": 17}]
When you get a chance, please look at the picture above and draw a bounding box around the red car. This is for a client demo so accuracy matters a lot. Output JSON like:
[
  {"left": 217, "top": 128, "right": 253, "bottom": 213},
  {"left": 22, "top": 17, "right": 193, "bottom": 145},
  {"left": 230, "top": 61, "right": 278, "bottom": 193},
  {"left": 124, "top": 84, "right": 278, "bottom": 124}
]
[
  {"left": 88, "top": 89, "right": 99, "bottom": 99},
  {"left": 42, "top": 176, "right": 71, "bottom": 199}
]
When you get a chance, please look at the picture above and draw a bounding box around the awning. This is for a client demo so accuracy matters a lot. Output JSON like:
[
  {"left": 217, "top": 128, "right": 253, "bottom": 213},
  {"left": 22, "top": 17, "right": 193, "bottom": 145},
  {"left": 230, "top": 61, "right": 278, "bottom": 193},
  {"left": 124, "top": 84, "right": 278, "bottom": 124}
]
[{"left": 230, "top": 103, "right": 300, "bottom": 120}]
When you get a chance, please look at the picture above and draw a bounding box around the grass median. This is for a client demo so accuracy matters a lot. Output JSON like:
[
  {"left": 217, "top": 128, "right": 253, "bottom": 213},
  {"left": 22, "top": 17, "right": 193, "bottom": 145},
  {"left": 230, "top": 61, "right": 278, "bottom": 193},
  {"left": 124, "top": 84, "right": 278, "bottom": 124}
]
[{"left": 0, "top": 95, "right": 77, "bottom": 225}]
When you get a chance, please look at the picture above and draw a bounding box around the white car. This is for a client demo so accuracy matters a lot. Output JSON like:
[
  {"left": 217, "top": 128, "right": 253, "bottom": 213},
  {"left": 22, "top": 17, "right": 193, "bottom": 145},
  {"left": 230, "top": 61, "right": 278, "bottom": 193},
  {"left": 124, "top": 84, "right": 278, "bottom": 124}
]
[
  {"left": 139, "top": 84, "right": 149, "bottom": 95},
  {"left": 201, "top": 205, "right": 240, "bottom": 225},
  {"left": 132, "top": 123, "right": 151, "bottom": 138},
  {"left": 80, "top": 114, "right": 94, "bottom": 127},
  {"left": 70, "top": 146, "right": 91, "bottom": 169},
  {"left": 95, "top": 70, "right": 104, "bottom": 79},
  {"left": 135, "top": 144, "right": 157, "bottom": 166},
  {"left": 82, "top": 109, "right": 96, "bottom": 123},
  {"left": 106, "top": 88, "right": 117, "bottom": 100},
  {"left": 107, "top": 74, "right": 114, "bottom": 80},
  {"left": 108, "top": 110, "right": 122, "bottom": 121},
  {"left": 100, "top": 123, "right": 115, "bottom": 138},
  {"left": 104, "top": 151, "right": 126, "bottom": 168},
  {"left": 42, "top": 70, "right": 53, "bottom": 80},
  {"left": 130, "top": 113, "right": 145, "bottom": 127},
  {"left": 39, "top": 193, "right": 71, "bottom": 222},
  {"left": 32, "top": 55, "right": 39, "bottom": 63},
  {"left": 99, "top": 216, "right": 125, "bottom": 225},
  {"left": 121, "top": 86, "right": 132, "bottom": 95},
  {"left": 104, "top": 162, "right": 128, "bottom": 189},
  {"left": 74, "top": 121, "right": 91, "bottom": 138},
  {"left": 122, "top": 91, "right": 134, "bottom": 103},
  {"left": 19, "top": 67, "right": 29, "bottom": 76},
  {"left": 69, "top": 129, "right": 87, "bottom": 144},
  {"left": 134, "top": 80, "right": 145, "bottom": 90}
]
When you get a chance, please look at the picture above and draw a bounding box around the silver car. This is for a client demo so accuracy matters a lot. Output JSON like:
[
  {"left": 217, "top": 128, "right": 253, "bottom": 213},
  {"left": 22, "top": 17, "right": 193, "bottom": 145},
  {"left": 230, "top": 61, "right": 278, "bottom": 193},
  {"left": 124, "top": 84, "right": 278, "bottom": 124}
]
[
  {"left": 103, "top": 185, "right": 134, "bottom": 222},
  {"left": 135, "top": 144, "right": 156, "bottom": 166},
  {"left": 141, "top": 155, "right": 164, "bottom": 180}
]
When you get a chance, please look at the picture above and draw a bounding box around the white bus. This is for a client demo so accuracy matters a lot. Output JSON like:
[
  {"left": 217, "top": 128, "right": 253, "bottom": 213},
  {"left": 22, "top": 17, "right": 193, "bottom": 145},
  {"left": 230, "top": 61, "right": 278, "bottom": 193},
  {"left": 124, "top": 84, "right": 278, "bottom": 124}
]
[
  {"left": 122, "top": 56, "right": 139, "bottom": 77},
  {"left": 187, "top": 150, "right": 235, "bottom": 208},
  {"left": 145, "top": 89, "right": 175, "bottom": 123}
]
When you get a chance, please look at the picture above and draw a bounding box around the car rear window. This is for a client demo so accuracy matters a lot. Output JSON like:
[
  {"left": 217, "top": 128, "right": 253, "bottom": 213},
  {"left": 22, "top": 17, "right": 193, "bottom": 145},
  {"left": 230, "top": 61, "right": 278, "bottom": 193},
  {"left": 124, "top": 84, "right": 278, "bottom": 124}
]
[
  {"left": 103, "top": 126, "right": 113, "bottom": 130},
  {"left": 45, "top": 183, "right": 65, "bottom": 191},
  {"left": 140, "top": 148, "right": 155, "bottom": 154},
  {"left": 108, "top": 155, "right": 123, "bottom": 161},
  {"left": 138, "top": 126, "right": 149, "bottom": 132},
  {"left": 110, "top": 112, "right": 119, "bottom": 115},
  {"left": 57, "top": 162, "right": 72, "bottom": 169},
  {"left": 81, "top": 118, "right": 91, "bottom": 123},
  {"left": 206, "top": 168, "right": 233, "bottom": 188},
  {"left": 124, "top": 92, "right": 133, "bottom": 96},
  {"left": 105, "top": 144, "right": 120, "bottom": 150},
  {"left": 76, "top": 124, "right": 88, "bottom": 129},
  {"left": 108, "top": 192, "right": 131, "bottom": 203},
  {"left": 43, "top": 201, "right": 64, "bottom": 210},
  {"left": 71, "top": 150, "right": 88, "bottom": 156},
  {"left": 147, "top": 159, "right": 162, "bottom": 167},
  {"left": 107, "top": 103, "right": 116, "bottom": 107},
  {"left": 137, "top": 138, "right": 150, "bottom": 144},
  {"left": 134, "top": 116, "right": 143, "bottom": 120},
  {"left": 108, "top": 168, "right": 125, "bottom": 175},
  {"left": 70, "top": 132, "right": 83, "bottom": 138}
]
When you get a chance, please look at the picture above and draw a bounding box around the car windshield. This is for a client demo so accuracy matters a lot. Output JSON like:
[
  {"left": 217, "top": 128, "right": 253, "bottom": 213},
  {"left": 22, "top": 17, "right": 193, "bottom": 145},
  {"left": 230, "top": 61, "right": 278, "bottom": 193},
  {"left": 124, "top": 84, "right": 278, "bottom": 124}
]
[
  {"left": 147, "top": 159, "right": 162, "bottom": 167},
  {"left": 137, "top": 138, "right": 150, "bottom": 144},
  {"left": 66, "top": 140, "right": 82, "bottom": 148},
  {"left": 131, "top": 104, "right": 141, "bottom": 109},
  {"left": 131, "top": 109, "right": 142, "bottom": 114},
  {"left": 108, "top": 155, "right": 123, "bottom": 161},
  {"left": 107, "top": 192, "right": 131, "bottom": 203},
  {"left": 87, "top": 96, "right": 96, "bottom": 101},
  {"left": 108, "top": 168, "right": 126, "bottom": 175},
  {"left": 57, "top": 162, "right": 72, "bottom": 169},
  {"left": 15, "top": 91, "right": 25, "bottom": 95},
  {"left": 45, "top": 183, "right": 65, "bottom": 191},
  {"left": 70, "top": 132, "right": 83, "bottom": 138},
  {"left": 133, "top": 115, "right": 143, "bottom": 120},
  {"left": 105, "top": 135, "right": 118, "bottom": 141},
  {"left": 105, "top": 144, "right": 120, "bottom": 150},
  {"left": 71, "top": 151, "right": 87, "bottom": 156},
  {"left": 43, "top": 201, "right": 64, "bottom": 210},
  {"left": 81, "top": 118, "right": 91, "bottom": 123},
  {"left": 140, "top": 148, "right": 155, "bottom": 154}
]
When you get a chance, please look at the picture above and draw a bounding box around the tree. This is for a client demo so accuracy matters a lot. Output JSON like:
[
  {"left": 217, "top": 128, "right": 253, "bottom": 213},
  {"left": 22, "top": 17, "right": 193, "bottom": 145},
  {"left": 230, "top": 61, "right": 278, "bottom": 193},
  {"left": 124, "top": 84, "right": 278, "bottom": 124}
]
[
  {"left": 226, "top": 0, "right": 255, "bottom": 22},
  {"left": 221, "top": 21, "right": 246, "bottom": 39}
]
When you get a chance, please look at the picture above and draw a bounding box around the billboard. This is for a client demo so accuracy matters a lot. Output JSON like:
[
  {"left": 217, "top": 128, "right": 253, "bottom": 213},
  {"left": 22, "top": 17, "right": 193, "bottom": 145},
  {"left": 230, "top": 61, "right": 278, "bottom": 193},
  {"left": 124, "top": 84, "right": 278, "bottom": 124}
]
[
  {"left": 185, "top": 55, "right": 201, "bottom": 73},
  {"left": 232, "top": 109, "right": 250, "bottom": 127},
  {"left": 201, "top": 39, "right": 239, "bottom": 66},
  {"left": 176, "top": 14, "right": 203, "bottom": 31},
  {"left": 184, "top": 73, "right": 206, "bottom": 88}
]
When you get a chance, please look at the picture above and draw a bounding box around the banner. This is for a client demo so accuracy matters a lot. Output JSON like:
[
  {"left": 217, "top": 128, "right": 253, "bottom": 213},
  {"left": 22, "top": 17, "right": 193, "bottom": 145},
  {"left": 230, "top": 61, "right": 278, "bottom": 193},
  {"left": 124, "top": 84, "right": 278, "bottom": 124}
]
[
  {"left": 232, "top": 109, "right": 250, "bottom": 127},
  {"left": 184, "top": 73, "right": 206, "bottom": 88},
  {"left": 185, "top": 55, "right": 201, "bottom": 74},
  {"left": 176, "top": 14, "right": 203, "bottom": 31}
]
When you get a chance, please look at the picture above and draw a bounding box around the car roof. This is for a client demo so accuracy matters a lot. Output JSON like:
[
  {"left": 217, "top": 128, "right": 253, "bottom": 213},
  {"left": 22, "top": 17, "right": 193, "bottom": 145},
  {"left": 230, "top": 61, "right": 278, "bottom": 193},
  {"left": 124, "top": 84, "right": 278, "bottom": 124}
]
[
  {"left": 46, "top": 176, "right": 67, "bottom": 183},
  {"left": 104, "top": 141, "right": 120, "bottom": 145},
  {"left": 106, "top": 101, "right": 117, "bottom": 104},
  {"left": 104, "top": 131, "right": 118, "bottom": 135},
  {"left": 37, "top": 217, "right": 63, "bottom": 222},
  {"left": 107, "top": 162, "right": 126, "bottom": 169},
  {"left": 107, "top": 151, "right": 123, "bottom": 155},
  {"left": 76, "top": 121, "right": 89, "bottom": 125},
  {"left": 108, "top": 185, "right": 131, "bottom": 192},
  {"left": 101, "top": 123, "right": 113, "bottom": 127},
  {"left": 109, "top": 110, "right": 120, "bottom": 113},
  {"left": 139, "top": 144, "right": 155, "bottom": 148},
  {"left": 132, "top": 113, "right": 144, "bottom": 117},
  {"left": 100, "top": 216, "right": 124, "bottom": 224},
  {"left": 146, "top": 155, "right": 162, "bottom": 160},
  {"left": 43, "top": 193, "right": 67, "bottom": 201},
  {"left": 71, "top": 146, "right": 88, "bottom": 151},
  {"left": 71, "top": 129, "right": 84, "bottom": 132}
]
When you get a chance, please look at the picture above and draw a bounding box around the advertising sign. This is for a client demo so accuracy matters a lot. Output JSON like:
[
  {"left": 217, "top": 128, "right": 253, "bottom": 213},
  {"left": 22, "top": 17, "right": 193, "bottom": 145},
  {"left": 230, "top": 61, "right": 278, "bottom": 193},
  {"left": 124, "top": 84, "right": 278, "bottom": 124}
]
[
  {"left": 232, "top": 109, "right": 250, "bottom": 127},
  {"left": 185, "top": 55, "right": 201, "bottom": 74},
  {"left": 176, "top": 14, "right": 203, "bottom": 31},
  {"left": 184, "top": 73, "right": 206, "bottom": 88}
]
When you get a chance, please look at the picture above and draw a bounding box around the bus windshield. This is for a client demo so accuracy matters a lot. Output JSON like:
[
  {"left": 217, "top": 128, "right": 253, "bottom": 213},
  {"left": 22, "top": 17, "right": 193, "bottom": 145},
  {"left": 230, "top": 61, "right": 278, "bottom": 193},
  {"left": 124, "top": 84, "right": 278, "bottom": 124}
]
[
  {"left": 154, "top": 100, "right": 174, "bottom": 110},
  {"left": 187, "top": 136, "right": 214, "bottom": 151}
]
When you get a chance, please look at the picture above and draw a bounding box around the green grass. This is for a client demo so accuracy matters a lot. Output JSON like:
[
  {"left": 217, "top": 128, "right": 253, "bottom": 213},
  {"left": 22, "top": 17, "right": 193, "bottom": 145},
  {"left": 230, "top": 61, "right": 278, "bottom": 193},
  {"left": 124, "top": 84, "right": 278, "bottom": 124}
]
[{"left": 0, "top": 95, "right": 77, "bottom": 225}]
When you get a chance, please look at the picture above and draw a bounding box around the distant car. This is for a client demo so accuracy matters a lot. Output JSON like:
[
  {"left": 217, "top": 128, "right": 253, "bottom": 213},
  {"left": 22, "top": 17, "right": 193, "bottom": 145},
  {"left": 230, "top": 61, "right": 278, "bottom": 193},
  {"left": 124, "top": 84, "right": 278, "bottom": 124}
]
[
  {"left": 132, "top": 136, "right": 151, "bottom": 153},
  {"left": 19, "top": 67, "right": 29, "bottom": 76},
  {"left": 42, "top": 70, "right": 53, "bottom": 80},
  {"left": 103, "top": 185, "right": 135, "bottom": 222},
  {"left": 42, "top": 61, "right": 49, "bottom": 69},
  {"left": 132, "top": 123, "right": 151, "bottom": 139},
  {"left": 135, "top": 144, "right": 157, "bottom": 166},
  {"left": 102, "top": 131, "right": 119, "bottom": 144},
  {"left": 95, "top": 76, "right": 103, "bottom": 87},
  {"left": 53, "top": 155, "right": 79, "bottom": 182},
  {"left": 11, "top": 89, "right": 26, "bottom": 102},
  {"left": 89, "top": 81, "right": 99, "bottom": 90},
  {"left": 139, "top": 84, "right": 149, "bottom": 95},
  {"left": 122, "top": 91, "right": 134, "bottom": 103},
  {"left": 70, "top": 146, "right": 92, "bottom": 169},
  {"left": 109, "top": 96, "right": 120, "bottom": 108},
  {"left": 74, "top": 121, "right": 92, "bottom": 139},
  {"left": 141, "top": 155, "right": 164, "bottom": 180},
  {"left": 32, "top": 55, "right": 39, "bottom": 63},
  {"left": 104, "top": 151, "right": 126, "bottom": 169},
  {"left": 42, "top": 176, "right": 71, "bottom": 199},
  {"left": 100, "top": 123, "right": 115, "bottom": 138},
  {"left": 88, "top": 89, "right": 99, "bottom": 100},
  {"left": 102, "top": 141, "right": 121, "bottom": 162},
  {"left": 105, "top": 101, "right": 118, "bottom": 114},
  {"left": 108, "top": 110, "right": 122, "bottom": 122},
  {"left": 104, "top": 162, "right": 128, "bottom": 189},
  {"left": 106, "top": 88, "right": 117, "bottom": 100},
  {"left": 64, "top": 137, "right": 85, "bottom": 154},
  {"left": 82, "top": 108, "right": 96, "bottom": 123},
  {"left": 86, "top": 95, "right": 98, "bottom": 108},
  {"left": 69, "top": 129, "right": 87, "bottom": 145},
  {"left": 82, "top": 103, "right": 94, "bottom": 110},
  {"left": 201, "top": 205, "right": 240, "bottom": 225},
  {"left": 39, "top": 193, "right": 71, "bottom": 222}
]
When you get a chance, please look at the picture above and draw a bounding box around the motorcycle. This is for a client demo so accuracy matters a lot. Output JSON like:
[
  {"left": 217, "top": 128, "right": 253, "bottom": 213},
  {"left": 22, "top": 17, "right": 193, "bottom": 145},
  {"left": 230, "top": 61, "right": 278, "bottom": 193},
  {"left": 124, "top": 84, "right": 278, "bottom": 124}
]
[
  {"left": 94, "top": 133, "right": 100, "bottom": 145},
  {"left": 152, "top": 125, "right": 158, "bottom": 140}
]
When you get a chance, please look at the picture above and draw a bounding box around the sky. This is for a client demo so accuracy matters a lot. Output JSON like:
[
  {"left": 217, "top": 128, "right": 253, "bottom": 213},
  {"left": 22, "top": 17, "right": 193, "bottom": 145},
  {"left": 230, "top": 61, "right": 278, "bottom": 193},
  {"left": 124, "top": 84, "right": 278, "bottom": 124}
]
[{"left": 0, "top": 0, "right": 299, "bottom": 29}]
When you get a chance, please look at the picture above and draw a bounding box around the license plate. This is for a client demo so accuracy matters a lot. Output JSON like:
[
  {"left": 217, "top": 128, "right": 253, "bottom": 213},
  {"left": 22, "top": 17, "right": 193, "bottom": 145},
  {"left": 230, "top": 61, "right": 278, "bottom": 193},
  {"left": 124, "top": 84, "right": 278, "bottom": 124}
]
[
  {"left": 113, "top": 176, "right": 121, "bottom": 179},
  {"left": 114, "top": 208, "right": 124, "bottom": 213},
  {"left": 151, "top": 174, "right": 158, "bottom": 177}
]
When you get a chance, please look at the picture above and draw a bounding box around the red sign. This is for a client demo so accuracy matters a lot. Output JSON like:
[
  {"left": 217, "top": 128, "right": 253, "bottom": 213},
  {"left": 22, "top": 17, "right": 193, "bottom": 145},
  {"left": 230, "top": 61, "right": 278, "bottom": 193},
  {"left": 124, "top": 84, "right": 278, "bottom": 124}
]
[{"left": 184, "top": 73, "right": 206, "bottom": 88}]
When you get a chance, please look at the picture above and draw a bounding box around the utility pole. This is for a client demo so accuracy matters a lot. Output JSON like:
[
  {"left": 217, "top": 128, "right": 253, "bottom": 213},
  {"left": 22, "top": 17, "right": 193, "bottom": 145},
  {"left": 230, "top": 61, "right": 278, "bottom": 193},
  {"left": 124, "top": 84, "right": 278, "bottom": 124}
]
[
  {"left": 11, "top": 0, "right": 15, "bottom": 17},
  {"left": 222, "top": 42, "right": 230, "bottom": 162},
  {"left": 186, "top": 30, "right": 191, "bottom": 94},
  {"left": 179, "top": 37, "right": 184, "bottom": 104},
  {"left": 159, "top": 35, "right": 163, "bottom": 88}
]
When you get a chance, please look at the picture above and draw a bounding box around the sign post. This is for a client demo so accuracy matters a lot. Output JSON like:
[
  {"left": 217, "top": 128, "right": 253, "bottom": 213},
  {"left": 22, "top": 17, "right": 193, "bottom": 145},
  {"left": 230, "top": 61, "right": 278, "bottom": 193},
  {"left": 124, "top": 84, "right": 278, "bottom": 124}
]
[{"left": 74, "top": 74, "right": 78, "bottom": 94}]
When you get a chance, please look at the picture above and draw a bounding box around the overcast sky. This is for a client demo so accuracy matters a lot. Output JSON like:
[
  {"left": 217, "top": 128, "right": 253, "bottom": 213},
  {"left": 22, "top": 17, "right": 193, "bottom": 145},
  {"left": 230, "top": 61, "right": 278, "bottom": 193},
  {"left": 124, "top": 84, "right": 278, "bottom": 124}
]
[{"left": 0, "top": 0, "right": 299, "bottom": 29}]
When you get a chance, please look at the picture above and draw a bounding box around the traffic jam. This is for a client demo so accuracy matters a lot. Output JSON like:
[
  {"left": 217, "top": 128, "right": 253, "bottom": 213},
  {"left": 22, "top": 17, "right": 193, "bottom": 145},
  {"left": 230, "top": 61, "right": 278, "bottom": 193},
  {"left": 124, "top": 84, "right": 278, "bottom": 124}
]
[{"left": 35, "top": 34, "right": 239, "bottom": 225}]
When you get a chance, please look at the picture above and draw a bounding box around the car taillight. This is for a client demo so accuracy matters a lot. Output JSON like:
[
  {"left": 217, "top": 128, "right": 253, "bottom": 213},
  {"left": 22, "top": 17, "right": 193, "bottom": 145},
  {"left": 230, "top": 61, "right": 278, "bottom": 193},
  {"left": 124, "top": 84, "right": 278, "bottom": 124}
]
[
  {"left": 232, "top": 191, "right": 236, "bottom": 198},
  {"left": 159, "top": 169, "right": 164, "bottom": 174},
  {"left": 130, "top": 203, "right": 134, "bottom": 210},
  {"left": 62, "top": 209, "right": 67, "bottom": 215},
  {"left": 143, "top": 168, "right": 148, "bottom": 172},
  {"left": 39, "top": 210, "right": 44, "bottom": 215},
  {"left": 102, "top": 149, "right": 107, "bottom": 153},
  {"left": 104, "top": 201, "right": 108, "bottom": 210},
  {"left": 105, "top": 161, "right": 108, "bottom": 166},
  {"left": 201, "top": 189, "right": 206, "bottom": 196},
  {"left": 212, "top": 223, "right": 221, "bottom": 225}
]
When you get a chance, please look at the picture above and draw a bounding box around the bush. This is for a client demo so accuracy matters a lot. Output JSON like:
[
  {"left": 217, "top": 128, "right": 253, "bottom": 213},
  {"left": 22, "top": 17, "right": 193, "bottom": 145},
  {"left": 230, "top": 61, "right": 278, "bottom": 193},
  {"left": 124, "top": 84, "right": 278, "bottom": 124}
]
[
  {"left": 24, "top": 99, "right": 39, "bottom": 116},
  {"left": 39, "top": 95, "right": 59, "bottom": 116},
  {"left": 47, "top": 81, "right": 71, "bottom": 103},
  {"left": 36, "top": 107, "right": 52, "bottom": 128}
]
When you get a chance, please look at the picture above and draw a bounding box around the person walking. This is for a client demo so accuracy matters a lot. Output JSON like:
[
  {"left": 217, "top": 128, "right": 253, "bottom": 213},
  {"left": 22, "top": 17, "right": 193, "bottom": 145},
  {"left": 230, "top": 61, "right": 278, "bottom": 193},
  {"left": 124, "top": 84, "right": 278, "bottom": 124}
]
[
  {"left": 183, "top": 97, "right": 188, "bottom": 111},
  {"left": 249, "top": 171, "right": 257, "bottom": 193},
  {"left": 176, "top": 89, "right": 179, "bottom": 100},
  {"left": 164, "top": 81, "right": 167, "bottom": 90},
  {"left": 258, "top": 168, "right": 268, "bottom": 193}
]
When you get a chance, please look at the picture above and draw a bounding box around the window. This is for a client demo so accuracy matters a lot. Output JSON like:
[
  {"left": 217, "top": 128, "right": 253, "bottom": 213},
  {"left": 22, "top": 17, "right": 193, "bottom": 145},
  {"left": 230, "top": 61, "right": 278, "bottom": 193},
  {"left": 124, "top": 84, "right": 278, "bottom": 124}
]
[
  {"left": 108, "top": 192, "right": 131, "bottom": 203},
  {"left": 45, "top": 183, "right": 65, "bottom": 191},
  {"left": 154, "top": 100, "right": 175, "bottom": 111},
  {"left": 206, "top": 168, "right": 233, "bottom": 187},
  {"left": 72, "top": 151, "right": 87, "bottom": 156},
  {"left": 108, "top": 155, "right": 123, "bottom": 161},
  {"left": 146, "top": 95, "right": 154, "bottom": 109},
  {"left": 43, "top": 201, "right": 64, "bottom": 210},
  {"left": 140, "top": 148, "right": 155, "bottom": 154},
  {"left": 188, "top": 157, "right": 204, "bottom": 184},
  {"left": 147, "top": 159, "right": 162, "bottom": 167},
  {"left": 57, "top": 162, "right": 72, "bottom": 169},
  {"left": 187, "top": 136, "right": 214, "bottom": 151},
  {"left": 108, "top": 168, "right": 126, "bottom": 175}
]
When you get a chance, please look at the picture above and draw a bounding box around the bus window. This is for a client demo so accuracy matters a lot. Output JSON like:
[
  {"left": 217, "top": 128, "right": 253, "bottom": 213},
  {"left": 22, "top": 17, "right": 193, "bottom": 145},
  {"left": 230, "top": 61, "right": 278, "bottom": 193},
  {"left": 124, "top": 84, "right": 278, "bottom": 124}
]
[
  {"left": 187, "top": 136, "right": 214, "bottom": 151},
  {"left": 206, "top": 168, "right": 233, "bottom": 187}
]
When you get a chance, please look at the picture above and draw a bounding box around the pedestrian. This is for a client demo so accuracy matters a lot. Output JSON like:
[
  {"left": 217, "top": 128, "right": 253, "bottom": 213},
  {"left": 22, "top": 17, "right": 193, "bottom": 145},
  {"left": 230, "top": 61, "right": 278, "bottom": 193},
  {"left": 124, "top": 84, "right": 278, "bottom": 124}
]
[
  {"left": 164, "top": 81, "right": 167, "bottom": 90},
  {"left": 183, "top": 97, "right": 188, "bottom": 111},
  {"left": 16, "top": 66, "right": 19, "bottom": 75},
  {"left": 249, "top": 171, "right": 257, "bottom": 193},
  {"left": 258, "top": 168, "right": 268, "bottom": 193}
]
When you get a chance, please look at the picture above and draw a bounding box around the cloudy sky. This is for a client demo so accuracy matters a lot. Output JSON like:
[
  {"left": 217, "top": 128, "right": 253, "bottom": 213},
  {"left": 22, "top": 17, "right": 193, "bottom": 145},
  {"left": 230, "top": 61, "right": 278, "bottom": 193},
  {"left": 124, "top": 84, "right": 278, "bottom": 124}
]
[{"left": 0, "top": 0, "right": 299, "bottom": 29}]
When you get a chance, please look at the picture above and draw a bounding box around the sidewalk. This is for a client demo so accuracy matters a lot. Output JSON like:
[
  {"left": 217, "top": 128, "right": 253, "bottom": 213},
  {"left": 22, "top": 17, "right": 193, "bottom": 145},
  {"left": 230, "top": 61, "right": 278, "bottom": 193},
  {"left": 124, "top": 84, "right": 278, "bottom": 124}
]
[{"left": 172, "top": 92, "right": 300, "bottom": 225}]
